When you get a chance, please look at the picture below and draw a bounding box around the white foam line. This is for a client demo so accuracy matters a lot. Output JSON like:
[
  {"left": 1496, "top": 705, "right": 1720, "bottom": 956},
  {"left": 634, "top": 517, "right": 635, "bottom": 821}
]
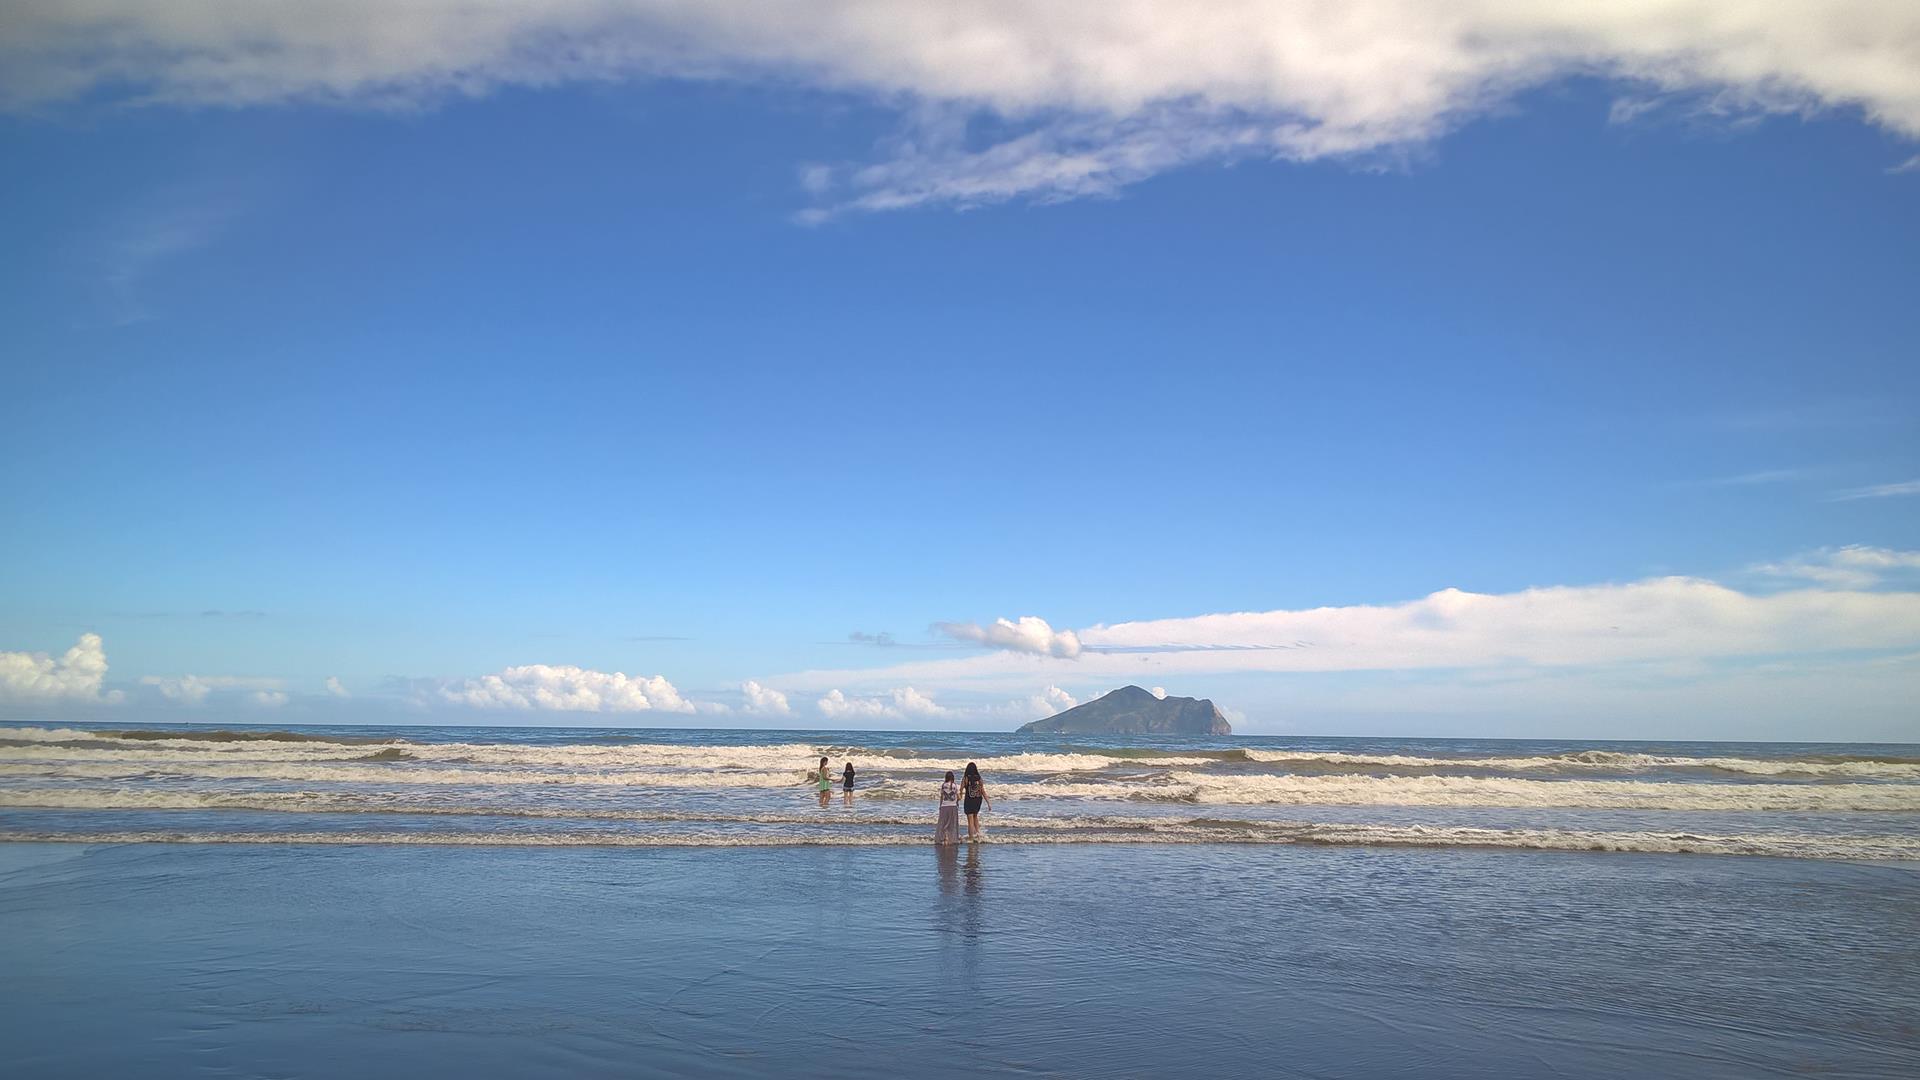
[
  {"left": 1, "top": 823, "right": 1914, "bottom": 860},
  {"left": 1010, "top": 773, "right": 1920, "bottom": 811},
  {"left": 9, "top": 726, "right": 1918, "bottom": 779}
]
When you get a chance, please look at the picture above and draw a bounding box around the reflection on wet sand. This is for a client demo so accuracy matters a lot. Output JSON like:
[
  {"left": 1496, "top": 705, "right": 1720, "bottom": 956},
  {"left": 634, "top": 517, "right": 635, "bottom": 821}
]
[{"left": 936, "top": 841, "right": 986, "bottom": 897}]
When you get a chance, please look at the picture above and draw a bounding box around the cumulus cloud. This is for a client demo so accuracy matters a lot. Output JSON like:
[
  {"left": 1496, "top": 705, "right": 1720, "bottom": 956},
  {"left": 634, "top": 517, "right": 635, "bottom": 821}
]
[
  {"left": 740, "top": 679, "right": 792, "bottom": 716},
  {"left": 817, "top": 686, "right": 952, "bottom": 721},
  {"left": 140, "top": 674, "right": 285, "bottom": 706},
  {"left": 437, "top": 664, "right": 697, "bottom": 713},
  {"left": 5, "top": 2, "right": 1918, "bottom": 213},
  {"left": 1037, "top": 685, "right": 1078, "bottom": 714},
  {"left": 818, "top": 683, "right": 1074, "bottom": 722},
  {"left": 1150, "top": 686, "right": 1168, "bottom": 699},
  {"left": 937, "top": 616, "right": 1082, "bottom": 658},
  {"left": 0, "top": 633, "right": 123, "bottom": 705},
  {"left": 250, "top": 690, "right": 290, "bottom": 708},
  {"left": 324, "top": 675, "right": 350, "bottom": 698}
]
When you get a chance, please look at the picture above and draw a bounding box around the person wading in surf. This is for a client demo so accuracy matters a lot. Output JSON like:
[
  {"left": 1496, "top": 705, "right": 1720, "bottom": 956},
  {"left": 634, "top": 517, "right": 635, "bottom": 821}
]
[
  {"left": 817, "top": 756, "right": 833, "bottom": 808},
  {"left": 934, "top": 770, "right": 961, "bottom": 845},
  {"left": 960, "top": 761, "right": 991, "bottom": 840}
]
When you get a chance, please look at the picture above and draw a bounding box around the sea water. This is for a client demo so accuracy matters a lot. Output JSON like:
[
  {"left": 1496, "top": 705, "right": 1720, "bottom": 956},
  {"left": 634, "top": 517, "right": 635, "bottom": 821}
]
[
  {"left": 2, "top": 721, "right": 1917, "bottom": 859},
  {"left": 3, "top": 722, "right": 1917, "bottom": 1077}
]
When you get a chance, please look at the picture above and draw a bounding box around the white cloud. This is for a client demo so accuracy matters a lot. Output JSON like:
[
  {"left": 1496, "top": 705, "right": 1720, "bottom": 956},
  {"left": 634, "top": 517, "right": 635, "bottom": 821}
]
[
  {"left": 1756, "top": 546, "right": 1920, "bottom": 590},
  {"left": 250, "top": 690, "right": 290, "bottom": 708},
  {"left": 0, "top": 633, "right": 123, "bottom": 705},
  {"left": 817, "top": 686, "right": 952, "bottom": 721},
  {"left": 1831, "top": 479, "right": 1920, "bottom": 500},
  {"left": 140, "top": 674, "right": 285, "bottom": 706},
  {"left": 740, "top": 679, "right": 791, "bottom": 716},
  {"left": 818, "top": 683, "right": 1074, "bottom": 723},
  {"left": 1150, "top": 686, "right": 1168, "bottom": 699},
  {"left": 5, "top": 3, "right": 1918, "bottom": 213},
  {"left": 938, "top": 616, "right": 1082, "bottom": 658},
  {"left": 437, "top": 664, "right": 697, "bottom": 713},
  {"left": 324, "top": 675, "right": 350, "bottom": 698},
  {"left": 86, "top": 186, "right": 239, "bottom": 324},
  {"left": 777, "top": 568, "right": 1920, "bottom": 695},
  {"left": 1702, "top": 468, "right": 1806, "bottom": 487},
  {"left": 1037, "top": 685, "right": 1078, "bottom": 715}
]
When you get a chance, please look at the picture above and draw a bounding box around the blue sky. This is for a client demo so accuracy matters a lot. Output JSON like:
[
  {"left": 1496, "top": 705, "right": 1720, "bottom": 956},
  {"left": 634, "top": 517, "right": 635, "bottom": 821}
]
[{"left": 2, "top": 3, "right": 1918, "bottom": 739}]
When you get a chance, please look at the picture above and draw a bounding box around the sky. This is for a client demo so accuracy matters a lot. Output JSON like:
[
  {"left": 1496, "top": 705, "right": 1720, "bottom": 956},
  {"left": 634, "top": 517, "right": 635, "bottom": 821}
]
[{"left": 2, "top": 2, "right": 1918, "bottom": 740}]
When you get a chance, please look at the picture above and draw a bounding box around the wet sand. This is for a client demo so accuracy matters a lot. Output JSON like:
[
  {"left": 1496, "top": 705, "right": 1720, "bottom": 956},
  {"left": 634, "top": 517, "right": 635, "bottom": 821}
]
[{"left": 2, "top": 842, "right": 1915, "bottom": 1078}]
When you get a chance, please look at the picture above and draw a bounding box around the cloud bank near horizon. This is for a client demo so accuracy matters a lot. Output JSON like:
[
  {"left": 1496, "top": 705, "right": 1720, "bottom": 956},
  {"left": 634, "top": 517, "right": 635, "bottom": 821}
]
[
  {"left": 3, "top": 547, "right": 1916, "bottom": 735},
  {"left": 434, "top": 663, "right": 703, "bottom": 714},
  {"left": 782, "top": 548, "right": 1920, "bottom": 693},
  {"left": 6, "top": 2, "right": 1919, "bottom": 215}
]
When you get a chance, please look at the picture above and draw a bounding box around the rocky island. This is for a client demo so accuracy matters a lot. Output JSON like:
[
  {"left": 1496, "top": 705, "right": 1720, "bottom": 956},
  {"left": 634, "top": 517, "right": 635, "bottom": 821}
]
[{"left": 1017, "top": 685, "right": 1232, "bottom": 735}]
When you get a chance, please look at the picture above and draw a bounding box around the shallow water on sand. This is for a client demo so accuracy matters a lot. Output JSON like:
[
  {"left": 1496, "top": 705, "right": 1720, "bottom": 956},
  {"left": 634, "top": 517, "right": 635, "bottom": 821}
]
[
  {"left": 3, "top": 722, "right": 1918, "bottom": 861},
  {"left": 1, "top": 842, "right": 1915, "bottom": 1078}
]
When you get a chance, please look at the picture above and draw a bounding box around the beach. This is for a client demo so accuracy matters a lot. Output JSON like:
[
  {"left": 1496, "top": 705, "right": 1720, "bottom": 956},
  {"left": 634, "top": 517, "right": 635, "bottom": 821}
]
[
  {"left": 3, "top": 723, "right": 1918, "bottom": 859},
  {"left": 3, "top": 840, "right": 1916, "bottom": 1078},
  {"left": 2, "top": 722, "right": 1918, "bottom": 1076}
]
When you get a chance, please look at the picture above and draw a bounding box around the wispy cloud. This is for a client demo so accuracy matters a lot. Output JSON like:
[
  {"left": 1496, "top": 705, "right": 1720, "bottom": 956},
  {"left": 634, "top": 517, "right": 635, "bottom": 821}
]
[
  {"left": 6, "top": 3, "right": 1919, "bottom": 216},
  {"left": 76, "top": 185, "right": 244, "bottom": 324},
  {"left": 1754, "top": 546, "right": 1920, "bottom": 590},
  {"left": 1701, "top": 468, "right": 1808, "bottom": 487},
  {"left": 1831, "top": 479, "right": 1920, "bottom": 501}
]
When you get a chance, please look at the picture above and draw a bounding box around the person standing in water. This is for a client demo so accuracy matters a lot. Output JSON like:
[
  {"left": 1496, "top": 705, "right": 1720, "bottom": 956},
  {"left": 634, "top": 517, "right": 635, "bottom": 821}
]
[
  {"left": 960, "top": 762, "right": 991, "bottom": 840},
  {"left": 816, "top": 756, "right": 833, "bottom": 808},
  {"left": 842, "top": 761, "right": 856, "bottom": 806},
  {"left": 934, "top": 770, "right": 961, "bottom": 845}
]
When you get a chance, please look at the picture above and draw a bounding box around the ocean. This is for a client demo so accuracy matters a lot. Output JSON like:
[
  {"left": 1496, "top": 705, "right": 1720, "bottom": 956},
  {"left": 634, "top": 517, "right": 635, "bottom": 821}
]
[
  {"left": 2, "top": 721, "right": 1916, "bottom": 1076},
  {"left": 2, "top": 721, "right": 1917, "bottom": 858}
]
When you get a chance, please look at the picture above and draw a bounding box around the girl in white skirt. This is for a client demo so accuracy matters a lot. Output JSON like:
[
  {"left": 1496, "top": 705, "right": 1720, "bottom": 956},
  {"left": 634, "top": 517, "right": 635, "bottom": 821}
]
[{"left": 934, "top": 771, "right": 961, "bottom": 844}]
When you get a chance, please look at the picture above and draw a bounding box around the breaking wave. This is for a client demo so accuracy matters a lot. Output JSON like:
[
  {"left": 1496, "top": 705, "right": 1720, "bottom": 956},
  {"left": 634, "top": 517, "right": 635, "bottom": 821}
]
[
  {"left": 1002, "top": 773, "right": 1920, "bottom": 811},
  {"left": 1235, "top": 747, "right": 1920, "bottom": 780},
  {"left": 4, "top": 726, "right": 1917, "bottom": 781},
  {"left": 5, "top": 724, "right": 1915, "bottom": 861}
]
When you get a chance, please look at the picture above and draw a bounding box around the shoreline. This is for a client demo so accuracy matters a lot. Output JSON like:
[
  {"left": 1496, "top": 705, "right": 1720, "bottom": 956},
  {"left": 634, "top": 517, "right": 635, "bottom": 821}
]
[{"left": 5, "top": 829, "right": 1919, "bottom": 863}]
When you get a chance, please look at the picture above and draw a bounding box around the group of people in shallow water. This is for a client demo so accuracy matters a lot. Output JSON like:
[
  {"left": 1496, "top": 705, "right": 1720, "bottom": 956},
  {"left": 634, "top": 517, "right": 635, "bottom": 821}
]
[{"left": 816, "top": 757, "right": 992, "bottom": 843}]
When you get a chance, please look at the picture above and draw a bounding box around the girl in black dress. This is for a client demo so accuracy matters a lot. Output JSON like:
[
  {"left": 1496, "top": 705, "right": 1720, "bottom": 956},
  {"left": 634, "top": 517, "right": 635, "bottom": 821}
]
[{"left": 960, "top": 761, "right": 991, "bottom": 840}]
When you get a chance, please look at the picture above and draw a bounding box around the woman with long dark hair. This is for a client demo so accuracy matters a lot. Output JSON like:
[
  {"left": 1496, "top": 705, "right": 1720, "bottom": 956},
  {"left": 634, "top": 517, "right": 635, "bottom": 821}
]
[
  {"left": 842, "top": 760, "right": 856, "bottom": 806},
  {"left": 960, "top": 761, "right": 991, "bottom": 840},
  {"left": 934, "top": 770, "right": 961, "bottom": 845},
  {"left": 816, "top": 756, "right": 833, "bottom": 808}
]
